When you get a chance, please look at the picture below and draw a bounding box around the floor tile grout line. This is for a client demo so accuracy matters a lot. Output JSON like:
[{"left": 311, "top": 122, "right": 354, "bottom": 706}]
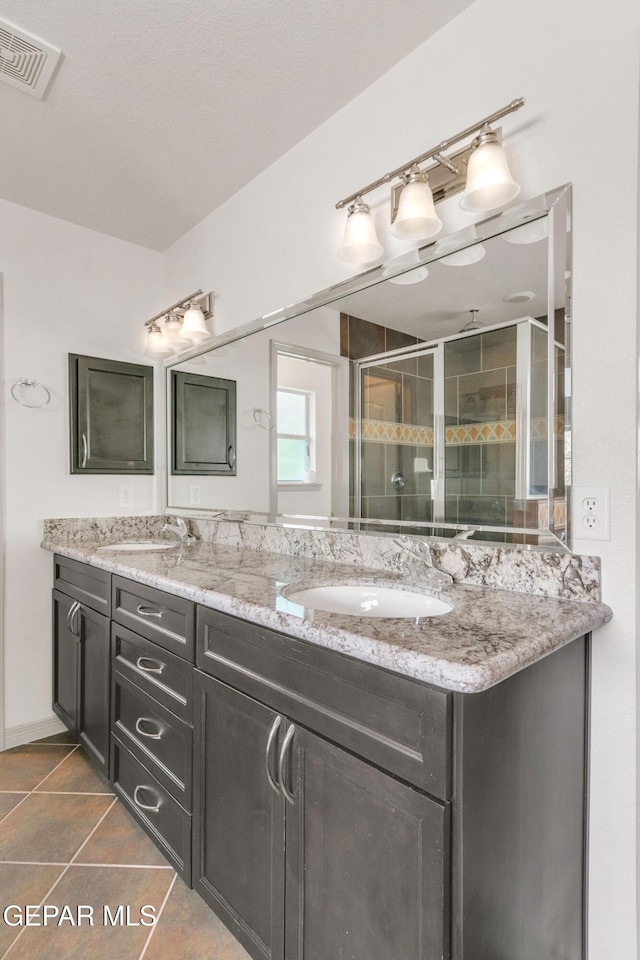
[
  {"left": 137, "top": 871, "right": 178, "bottom": 960},
  {"left": 0, "top": 794, "right": 31, "bottom": 828},
  {"left": 1, "top": 859, "right": 73, "bottom": 959},
  {"left": 28, "top": 744, "right": 81, "bottom": 792},
  {"left": 68, "top": 797, "right": 118, "bottom": 865},
  {"left": 32, "top": 791, "right": 115, "bottom": 796},
  {"left": 0, "top": 860, "right": 174, "bottom": 869}
]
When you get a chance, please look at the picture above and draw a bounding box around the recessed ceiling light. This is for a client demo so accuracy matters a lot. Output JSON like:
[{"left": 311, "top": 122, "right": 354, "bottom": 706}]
[{"left": 503, "top": 290, "right": 536, "bottom": 304}]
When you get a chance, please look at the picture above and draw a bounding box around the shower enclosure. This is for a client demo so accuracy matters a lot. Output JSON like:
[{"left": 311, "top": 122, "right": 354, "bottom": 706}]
[{"left": 354, "top": 317, "right": 565, "bottom": 543}]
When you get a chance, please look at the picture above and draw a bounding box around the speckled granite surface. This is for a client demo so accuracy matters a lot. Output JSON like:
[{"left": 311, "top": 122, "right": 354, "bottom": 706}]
[
  {"left": 42, "top": 530, "right": 612, "bottom": 694},
  {"left": 42, "top": 515, "right": 602, "bottom": 603}
]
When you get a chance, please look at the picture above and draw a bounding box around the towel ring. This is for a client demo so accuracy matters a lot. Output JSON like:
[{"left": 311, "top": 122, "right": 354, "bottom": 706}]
[
  {"left": 253, "top": 408, "right": 274, "bottom": 430},
  {"left": 10, "top": 379, "right": 52, "bottom": 408}
]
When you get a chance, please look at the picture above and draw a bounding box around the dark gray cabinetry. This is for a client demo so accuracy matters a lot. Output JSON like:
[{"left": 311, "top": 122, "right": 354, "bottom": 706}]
[
  {"left": 192, "top": 674, "right": 285, "bottom": 960},
  {"left": 171, "top": 370, "right": 237, "bottom": 475},
  {"left": 196, "top": 605, "right": 588, "bottom": 960},
  {"left": 109, "top": 579, "right": 195, "bottom": 881},
  {"left": 52, "top": 555, "right": 111, "bottom": 774},
  {"left": 69, "top": 354, "right": 154, "bottom": 474}
]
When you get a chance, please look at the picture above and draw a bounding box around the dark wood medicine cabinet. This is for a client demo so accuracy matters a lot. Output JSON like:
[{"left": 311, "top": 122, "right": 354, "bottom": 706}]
[{"left": 69, "top": 354, "right": 154, "bottom": 474}]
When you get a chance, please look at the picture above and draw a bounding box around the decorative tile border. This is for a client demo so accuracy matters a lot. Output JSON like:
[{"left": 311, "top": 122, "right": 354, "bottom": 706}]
[
  {"left": 350, "top": 418, "right": 433, "bottom": 444},
  {"left": 445, "top": 420, "right": 516, "bottom": 444},
  {"left": 350, "top": 416, "right": 566, "bottom": 446}
]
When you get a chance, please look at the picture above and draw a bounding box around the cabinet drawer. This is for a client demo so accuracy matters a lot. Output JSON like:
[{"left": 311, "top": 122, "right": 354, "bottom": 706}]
[
  {"left": 112, "top": 576, "right": 195, "bottom": 661},
  {"left": 111, "top": 622, "right": 193, "bottom": 724},
  {"left": 110, "top": 736, "right": 191, "bottom": 881},
  {"left": 54, "top": 555, "right": 111, "bottom": 616},
  {"left": 197, "top": 607, "right": 451, "bottom": 799},
  {"left": 112, "top": 671, "right": 192, "bottom": 810}
]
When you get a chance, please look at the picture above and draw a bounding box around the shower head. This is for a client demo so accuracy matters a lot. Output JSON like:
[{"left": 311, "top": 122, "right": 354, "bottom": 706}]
[{"left": 459, "top": 309, "right": 483, "bottom": 333}]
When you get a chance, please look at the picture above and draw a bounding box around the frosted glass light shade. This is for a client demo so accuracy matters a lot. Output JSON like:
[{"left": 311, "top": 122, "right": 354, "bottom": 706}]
[
  {"left": 503, "top": 217, "right": 548, "bottom": 245},
  {"left": 145, "top": 324, "right": 170, "bottom": 357},
  {"left": 460, "top": 138, "right": 520, "bottom": 212},
  {"left": 435, "top": 226, "right": 486, "bottom": 266},
  {"left": 338, "top": 200, "right": 383, "bottom": 264},
  {"left": 163, "top": 313, "right": 185, "bottom": 346},
  {"left": 382, "top": 250, "right": 428, "bottom": 285},
  {"left": 181, "top": 303, "right": 209, "bottom": 342},
  {"left": 392, "top": 178, "right": 442, "bottom": 240}
]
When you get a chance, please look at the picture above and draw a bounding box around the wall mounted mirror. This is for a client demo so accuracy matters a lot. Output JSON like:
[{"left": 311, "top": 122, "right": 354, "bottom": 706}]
[{"left": 165, "top": 184, "right": 571, "bottom": 549}]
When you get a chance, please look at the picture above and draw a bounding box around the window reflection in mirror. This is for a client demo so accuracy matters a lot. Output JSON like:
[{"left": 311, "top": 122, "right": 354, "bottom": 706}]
[{"left": 166, "top": 186, "right": 570, "bottom": 549}]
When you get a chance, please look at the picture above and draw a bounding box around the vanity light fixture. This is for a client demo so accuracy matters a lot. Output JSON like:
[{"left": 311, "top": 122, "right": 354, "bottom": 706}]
[
  {"left": 382, "top": 250, "right": 429, "bottom": 285},
  {"left": 335, "top": 97, "right": 524, "bottom": 264},
  {"left": 143, "top": 290, "right": 213, "bottom": 357}
]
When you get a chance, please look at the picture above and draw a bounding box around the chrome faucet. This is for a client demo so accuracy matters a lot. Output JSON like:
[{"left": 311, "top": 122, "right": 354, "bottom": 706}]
[
  {"left": 162, "top": 515, "right": 196, "bottom": 544},
  {"left": 394, "top": 536, "right": 453, "bottom": 587}
]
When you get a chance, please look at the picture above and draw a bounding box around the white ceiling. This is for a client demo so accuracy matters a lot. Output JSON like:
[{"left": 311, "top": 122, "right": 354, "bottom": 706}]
[{"left": 0, "top": 0, "right": 475, "bottom": 250}]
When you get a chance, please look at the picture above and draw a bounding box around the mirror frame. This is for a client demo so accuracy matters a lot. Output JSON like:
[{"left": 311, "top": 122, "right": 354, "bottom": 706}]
[{"left": 163, "top": 183, "right": 572, "bottom": 550}]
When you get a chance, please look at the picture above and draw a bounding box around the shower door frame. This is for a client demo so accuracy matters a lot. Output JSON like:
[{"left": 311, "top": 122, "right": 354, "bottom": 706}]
[{"left": 354, "top": 316, "right": 563, "bottom": 540}]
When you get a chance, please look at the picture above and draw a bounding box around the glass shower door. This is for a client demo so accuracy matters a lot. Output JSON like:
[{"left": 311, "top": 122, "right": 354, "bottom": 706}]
[{"left": 355, "top": 347, "right": 436, "bottom": 533}]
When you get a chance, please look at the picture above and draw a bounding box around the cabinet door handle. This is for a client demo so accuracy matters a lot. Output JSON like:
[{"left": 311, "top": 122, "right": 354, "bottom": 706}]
[
  {"left": 136, "top": 604, "right": 163, "bottom": 619},
  {"left": 265, "top": 715, "right": 282, "bottom": 795},
  {"left": 278, "top": 724, "right": 296, "bottom": 805},
  {"left": 228, "top": 445, "right": 235, "bottom": 469},
  {"left": 71, "top": 602, "right": 82, "bottom": 638},
  {"left": 133, "top": 785, "right": 161, "bottom": 813},
  {"left": 135, "top": 717, "right": 163, "bottom": 740},
  {"left": 66, "top": 600, "right": 79, "bottom": 635},
  {"left": 81, "top": 433, "right": 88, "bottom": 468},
  {"left": 135, "top": 656, "right": 165, "bottom": 675}
]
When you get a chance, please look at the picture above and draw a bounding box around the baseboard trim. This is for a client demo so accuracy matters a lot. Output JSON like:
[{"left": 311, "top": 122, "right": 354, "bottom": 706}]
[{"left": 3, "top": 716, "right": 67, "bottom": 751}]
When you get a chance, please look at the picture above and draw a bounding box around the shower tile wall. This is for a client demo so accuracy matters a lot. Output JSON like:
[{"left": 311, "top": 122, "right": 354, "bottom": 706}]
[
  {"left": 341, "top": 314, "right": 433, "bottom": 531},
  {"left": 444, "top": 327, "right": 517, "bottom": 539}
]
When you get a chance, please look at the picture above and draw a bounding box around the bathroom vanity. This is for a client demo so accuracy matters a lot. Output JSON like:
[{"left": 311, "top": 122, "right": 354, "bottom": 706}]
[{"left": 45, "top": 531, "right": 611, "bottom": 960}]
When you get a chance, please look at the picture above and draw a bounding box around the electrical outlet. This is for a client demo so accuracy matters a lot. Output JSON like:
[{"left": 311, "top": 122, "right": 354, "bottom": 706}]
[
  {"left": 118, "top": 485, "right": 133, "bottom": 508},
  {"left": 573, "top": 486, "right": 610, "bottom": 541},
  {"left": 189, "top": 485, "right": 201, "bottom": 507}
]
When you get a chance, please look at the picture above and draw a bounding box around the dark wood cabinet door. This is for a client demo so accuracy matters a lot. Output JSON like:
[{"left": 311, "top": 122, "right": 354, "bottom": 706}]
[
  {"left": 171, "top": 370, "right": 237, "bottom": 474},
  {"left": 52, "top": 589, "right": 80, "bottom": 734},
  {"left": 69, "top": 354, "right": 154, "bottom": 474},
  {"left": 77, "top": 603, "right": 111, "bottom": 774},
  {"left": 285, "top": 725, "right": 449, "bottom": 960},
  {"left": 192, "top": 672, "right": 285, "bottom": 960}
]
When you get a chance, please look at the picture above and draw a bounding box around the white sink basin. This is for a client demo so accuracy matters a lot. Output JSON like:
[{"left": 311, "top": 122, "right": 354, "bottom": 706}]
[
  {"left": 97, "top": 541, "right": 176, "bottom": 552},
  {"left": 283, "top": 584, "right": 452, "bottom": 619}
]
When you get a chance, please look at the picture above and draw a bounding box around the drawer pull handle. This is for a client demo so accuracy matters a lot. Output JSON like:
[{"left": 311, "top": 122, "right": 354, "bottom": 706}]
[
  {"left": 265, "top": 715, "right": 282, "bottom": 795},
  {"left": 278, "top": 724, "right": 296, "bottom": 805},
  {"left": 135, "top": 656, "right": 165, "bottom": 675},
  {"left": 135, "top": 717, "right": 163, "bottom": 740},
  {"left": 133, "top": 785, "right": 161, "bottom": 813},
  {"left": 136, "top": 604, "right": 163, "bottom": 619}
]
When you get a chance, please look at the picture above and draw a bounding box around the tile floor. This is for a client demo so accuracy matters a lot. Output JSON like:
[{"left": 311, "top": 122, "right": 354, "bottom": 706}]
[{"left": 0, "top": 735, "right": 251, "bottom": 959}]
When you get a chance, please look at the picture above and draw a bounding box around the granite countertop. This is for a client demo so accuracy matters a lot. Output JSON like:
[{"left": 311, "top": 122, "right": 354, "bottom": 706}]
[{"left": 42, "top": 536, "right": 613, "bottom": 694}]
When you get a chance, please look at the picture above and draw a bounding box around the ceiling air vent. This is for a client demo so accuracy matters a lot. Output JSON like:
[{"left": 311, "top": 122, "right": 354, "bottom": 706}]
[{"left": 0, "top": 18, "right": 61, "bottom": 99}]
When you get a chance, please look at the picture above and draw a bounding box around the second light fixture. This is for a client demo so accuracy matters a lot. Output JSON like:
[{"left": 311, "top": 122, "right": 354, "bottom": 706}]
[{"left": 337, "top": 98, "right": 524, "bottom": 265}]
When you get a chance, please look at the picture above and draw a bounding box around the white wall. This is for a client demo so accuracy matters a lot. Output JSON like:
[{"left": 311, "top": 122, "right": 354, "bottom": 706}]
[
  {"left": 0, "top": 198, "right": 164, "bottom": 733},
  {"left": 162, "top": 0, "right": 640, "bottom": 953}
]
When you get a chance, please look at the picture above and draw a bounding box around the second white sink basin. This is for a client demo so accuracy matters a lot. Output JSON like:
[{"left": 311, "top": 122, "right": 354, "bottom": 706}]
[
  {"left": 283, "top": 583, "right": 452, "bottom": 619},
  {"left": 97, "top": 541, "right": 176, "bottom": 552}
]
